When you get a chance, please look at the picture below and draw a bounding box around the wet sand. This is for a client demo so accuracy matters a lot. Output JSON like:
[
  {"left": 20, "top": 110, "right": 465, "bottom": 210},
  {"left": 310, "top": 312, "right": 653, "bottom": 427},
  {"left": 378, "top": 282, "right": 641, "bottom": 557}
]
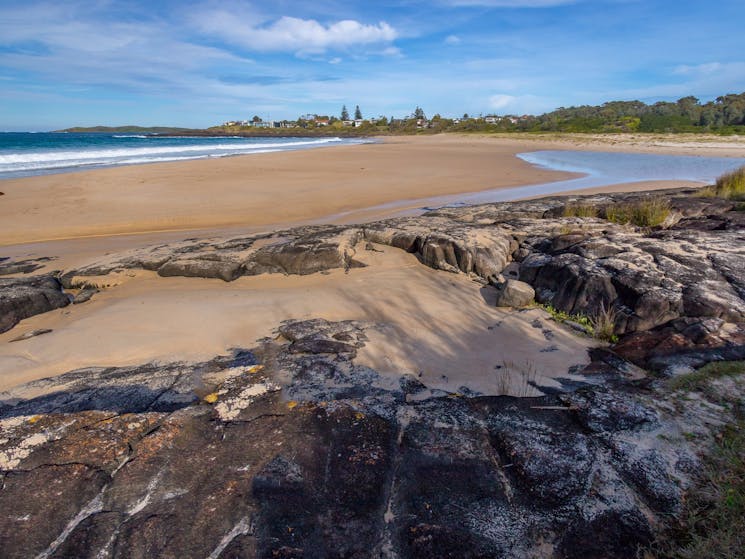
[{"left": 0, "top": 135, "right": 578, "bottom": 246}]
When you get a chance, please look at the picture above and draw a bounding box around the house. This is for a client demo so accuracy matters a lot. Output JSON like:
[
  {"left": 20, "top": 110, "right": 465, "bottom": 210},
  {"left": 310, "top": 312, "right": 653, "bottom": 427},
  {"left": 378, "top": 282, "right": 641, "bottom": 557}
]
[
  {"left": 314, "top": 116, "right": 330, "bottom": 126},
  {"left": 484, "top": 115, "right": 502, "bottom": 124},
  {"left": 251, "top": 121, "right": 274, "bottom": 128}
]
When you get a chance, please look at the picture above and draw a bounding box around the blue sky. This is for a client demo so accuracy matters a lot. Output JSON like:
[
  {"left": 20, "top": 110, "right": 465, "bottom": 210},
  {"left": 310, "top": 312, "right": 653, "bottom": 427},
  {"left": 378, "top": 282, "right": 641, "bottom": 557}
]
[{"left": 0, "top": 0, "right": 743, "bottom": 130}]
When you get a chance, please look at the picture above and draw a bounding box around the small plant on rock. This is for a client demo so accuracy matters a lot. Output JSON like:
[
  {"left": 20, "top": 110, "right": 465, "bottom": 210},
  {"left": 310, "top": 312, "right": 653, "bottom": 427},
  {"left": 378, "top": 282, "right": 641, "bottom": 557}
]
[
  {"left": 562, "top": 203, "right": 598, "bottom": 218},
  {"left": 591, "top": 303, "right": 618, "bottom": 343},
  {"left": 604, "top": 197, "right": 671, "bottom": 228}
]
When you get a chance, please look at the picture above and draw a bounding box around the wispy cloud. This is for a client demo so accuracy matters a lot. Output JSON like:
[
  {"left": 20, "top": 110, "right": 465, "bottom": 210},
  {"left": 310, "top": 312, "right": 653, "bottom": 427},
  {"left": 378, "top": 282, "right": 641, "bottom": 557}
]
[
  {"left": 0, "top": 0, "right": 743, "bottom": 129},
  {"left": 194, "top": 12, "right": 397, "bottom": 54}
]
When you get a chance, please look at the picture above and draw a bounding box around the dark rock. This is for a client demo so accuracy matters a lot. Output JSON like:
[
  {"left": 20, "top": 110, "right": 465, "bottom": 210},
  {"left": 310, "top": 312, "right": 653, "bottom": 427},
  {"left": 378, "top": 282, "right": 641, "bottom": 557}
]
[
  {"left": 492, "top": 424, "right": 594, "bottom": 505},
  {"left": 0, "top": 274, "right": 70, "bottom": 333},
  {"left": 561, "top": 388, "right": 658, "bottom": 433},
  {"left": 0, "top": 317, "right": 741, "bottom": 558},
  {"left": 557, "top": 509, "right": 653, "bottom": 559},
  {"left": 158, "top": 258, "right": 243, "bottom": 282},
  {"left": 0, "top": 256, "right": 53, "bottom": 276}
]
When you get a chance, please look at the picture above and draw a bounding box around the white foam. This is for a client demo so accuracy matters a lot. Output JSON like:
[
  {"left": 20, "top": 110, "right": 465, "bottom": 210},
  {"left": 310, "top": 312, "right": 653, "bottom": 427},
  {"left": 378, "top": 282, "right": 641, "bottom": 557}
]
[{"left": 0, "top": 137, "right": 344, "bottom": 174}]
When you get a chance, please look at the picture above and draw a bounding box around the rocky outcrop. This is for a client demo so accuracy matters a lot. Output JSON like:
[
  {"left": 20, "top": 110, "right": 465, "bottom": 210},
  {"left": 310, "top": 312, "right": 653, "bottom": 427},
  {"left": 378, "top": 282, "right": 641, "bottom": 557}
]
[
  {"left": 0, "top": 275, "right": 70, "bottom": 333},
  {"left": 58, "top": 227, "right": 366, "bottom": 289},
  {"left": 1, "top": 318, "right": 741, "bottom": 558},
  {"left": 0, "top": 256, "right": 53, "bottom": 276},
  {"left": 48, "top": 187, "right": 744, "bottom": 341}
]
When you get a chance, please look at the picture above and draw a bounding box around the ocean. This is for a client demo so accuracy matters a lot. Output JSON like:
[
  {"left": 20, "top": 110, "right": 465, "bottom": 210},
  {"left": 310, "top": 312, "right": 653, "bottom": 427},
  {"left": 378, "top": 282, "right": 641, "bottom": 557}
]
[{"left": 0, "top": 132, "right": 367, "bottom": 179}]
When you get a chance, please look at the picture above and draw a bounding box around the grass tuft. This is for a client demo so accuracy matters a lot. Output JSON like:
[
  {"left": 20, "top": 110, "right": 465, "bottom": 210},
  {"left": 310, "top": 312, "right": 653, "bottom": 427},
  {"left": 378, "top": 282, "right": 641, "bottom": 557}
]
[
  {"left": 562, "top": 203, "right": 599, "bottom": 218},
  {"left": 655, "top": 421, "right": 745, "bottom": 559},
  {"left": 591, "top": 303, "right": 618, "bottom": 342},
  {"left": 537, "top": 302, "right": 619, "bottom": 343},
  {"left": 669, "top": 361, "right": 745, "bottom": 392},
  {"left": 698, "top": 165, "right": 745, "bottom": 200},
  {"left": 604, "top": 197, "right": 671, "bottom": 227}
]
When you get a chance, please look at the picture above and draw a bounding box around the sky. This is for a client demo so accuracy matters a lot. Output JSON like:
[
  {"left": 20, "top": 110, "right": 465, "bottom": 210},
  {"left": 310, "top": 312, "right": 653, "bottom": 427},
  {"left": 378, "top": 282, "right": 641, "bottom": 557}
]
[{"left": 0, "top": 0, "right": 743, "bottom": 130}]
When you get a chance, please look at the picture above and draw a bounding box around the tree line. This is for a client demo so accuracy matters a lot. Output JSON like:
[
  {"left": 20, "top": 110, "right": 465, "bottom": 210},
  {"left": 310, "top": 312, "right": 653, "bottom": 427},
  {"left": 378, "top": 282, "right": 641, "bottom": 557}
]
[{"left": 510, "top": 93, "right": 745, "bottom": 134}]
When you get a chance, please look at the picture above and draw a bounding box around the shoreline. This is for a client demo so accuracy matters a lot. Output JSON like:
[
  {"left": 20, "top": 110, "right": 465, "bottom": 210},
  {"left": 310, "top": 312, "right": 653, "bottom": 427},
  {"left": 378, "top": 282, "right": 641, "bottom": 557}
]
[{"left": 3, "top": 133, "right": 744, "bottom": 250}]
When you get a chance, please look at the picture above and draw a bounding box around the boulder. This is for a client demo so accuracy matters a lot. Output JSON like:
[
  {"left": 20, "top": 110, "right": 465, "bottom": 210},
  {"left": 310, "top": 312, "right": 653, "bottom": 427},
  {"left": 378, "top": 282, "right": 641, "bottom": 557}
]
[
  {"left": 493, "top": 279, "right": 535, "bottom": 307},
  {"left": 0, "top": 275, "right": 70, "bottom": 333}
]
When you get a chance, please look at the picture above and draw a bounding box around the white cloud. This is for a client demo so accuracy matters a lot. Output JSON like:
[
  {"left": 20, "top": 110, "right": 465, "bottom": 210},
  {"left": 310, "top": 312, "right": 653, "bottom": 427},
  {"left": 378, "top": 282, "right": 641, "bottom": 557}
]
[
  {"left": 445, "top": 35, "right": 461, "bottom": 45},
  {"left": 489, "top": 94, "right": 516, "bottom": 109},
  {"left": 329, "top": 57, "right": 342, "bottom": 64},
  {"left": 673, "top": 62, "right": 723, "bottom": 76},
  {"left": 381, "top": 46, "right": 403, "bottom": 57},
  {"left": 197, "top": 14, "right": 397, "bottom": 54}
]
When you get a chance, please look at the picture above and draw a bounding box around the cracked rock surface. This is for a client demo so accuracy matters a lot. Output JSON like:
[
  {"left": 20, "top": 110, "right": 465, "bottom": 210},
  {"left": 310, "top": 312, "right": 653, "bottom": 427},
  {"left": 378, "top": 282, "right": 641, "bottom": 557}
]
[
  {"left": 21, "top": 187, "right": 740, "bottom": 341},
  {"left": 1, "top": 318, "right": 743, "bottom": 558}
]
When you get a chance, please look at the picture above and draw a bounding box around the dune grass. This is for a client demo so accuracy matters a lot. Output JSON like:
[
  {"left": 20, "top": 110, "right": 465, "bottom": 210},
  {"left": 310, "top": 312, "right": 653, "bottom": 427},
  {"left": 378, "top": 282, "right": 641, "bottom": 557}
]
[
  {"left": 604, "top": 197, "right": 671, "bottom": 227},
  {"left": 698, "top": 165, "right": 745, "bottom": 200},
  {"left": 562, "top": 203, "right": 599, "bottom": 218}
]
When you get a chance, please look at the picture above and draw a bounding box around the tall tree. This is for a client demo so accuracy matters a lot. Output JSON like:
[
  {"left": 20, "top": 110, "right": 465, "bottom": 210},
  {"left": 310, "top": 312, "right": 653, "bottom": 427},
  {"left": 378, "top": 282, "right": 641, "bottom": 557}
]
[
  {"left": 341, "top": 105, "right": 349, "bottom": 120},
  {"left": 414, "top": 106, "right": 426, "bottom": 119},
  {"left": 355, "top": 105, "right": 363, "bottom": 120}
]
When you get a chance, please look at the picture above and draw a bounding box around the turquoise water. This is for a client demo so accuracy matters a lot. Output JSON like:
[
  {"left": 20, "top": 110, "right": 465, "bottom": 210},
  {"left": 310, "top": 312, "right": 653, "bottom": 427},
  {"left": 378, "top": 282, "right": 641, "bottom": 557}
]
[{"left": 0, "top": 132, "right": 367, "bottom": 179}]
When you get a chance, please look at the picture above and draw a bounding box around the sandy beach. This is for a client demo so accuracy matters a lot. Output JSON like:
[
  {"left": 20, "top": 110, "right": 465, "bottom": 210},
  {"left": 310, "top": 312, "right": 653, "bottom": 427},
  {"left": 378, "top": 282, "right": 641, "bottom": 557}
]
[
  {"left": 1, "top": 132, "right": 744, "bottom": 393},
  {"left": 4, "top": 133, "right": 744, "bottom": 249}
]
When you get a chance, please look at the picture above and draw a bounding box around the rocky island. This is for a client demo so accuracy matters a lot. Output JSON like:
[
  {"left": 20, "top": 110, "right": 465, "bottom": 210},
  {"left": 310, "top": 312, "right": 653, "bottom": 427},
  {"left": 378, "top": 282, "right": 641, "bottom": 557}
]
[{"left": 1, "top": 184, "right": 744, "bottom": 558}]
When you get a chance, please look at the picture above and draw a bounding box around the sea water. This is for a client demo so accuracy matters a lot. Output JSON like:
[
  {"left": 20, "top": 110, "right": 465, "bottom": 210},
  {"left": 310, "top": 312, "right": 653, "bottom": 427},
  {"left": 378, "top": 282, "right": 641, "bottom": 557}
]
[
  {"left": 421, "top": 149, "right": 745, "bottom": 210},
  {"left": 0, "top": 132, "right": 367, "bottom": 179}
]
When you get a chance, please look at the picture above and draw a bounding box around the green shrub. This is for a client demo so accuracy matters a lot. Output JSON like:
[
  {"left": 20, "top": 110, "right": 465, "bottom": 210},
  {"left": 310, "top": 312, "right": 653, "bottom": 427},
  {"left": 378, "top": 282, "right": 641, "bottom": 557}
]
[{"left": 604, "top": 197, "right": 671, "bottom": 227}]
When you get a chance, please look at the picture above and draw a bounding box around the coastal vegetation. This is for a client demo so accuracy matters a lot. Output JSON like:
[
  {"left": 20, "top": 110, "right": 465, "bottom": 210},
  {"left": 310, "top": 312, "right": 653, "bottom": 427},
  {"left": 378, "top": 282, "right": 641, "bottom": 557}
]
[
  {"left": 699, "top": 165, "right": 745, "bottom": 200},
  {"left": 604, "top": 197, "right": 671, "bottom": 227},
  {"left": 669, "top": 360, "right": 745, "bottom": 392},
  {"left": 656, "top": 417, "right": 745, "bottom": 559},
  {"left": 536, "top": 303, "right": 619, "bottom": 343},
  {"left": 57, "top": 92, "right": 745, "bottom": 137},
  {"left": 562, "top": 203, "right": 599, "bottom": 218},
  {"left": 55, "top": 125, "right": 194, "bottom": 134}
]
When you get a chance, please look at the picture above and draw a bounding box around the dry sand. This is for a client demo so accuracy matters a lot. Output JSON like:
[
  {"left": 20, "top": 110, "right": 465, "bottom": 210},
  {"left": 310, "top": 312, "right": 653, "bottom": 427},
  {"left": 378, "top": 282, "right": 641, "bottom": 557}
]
[
  {"left": 0, "top": 244, "right": 591, "bottom": 397},
  {"left": 6, "top": 132, "right": 743, "bottom": 247},
  {"left": 0, "top": 135, "right": 578, "bottom": 246}
]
